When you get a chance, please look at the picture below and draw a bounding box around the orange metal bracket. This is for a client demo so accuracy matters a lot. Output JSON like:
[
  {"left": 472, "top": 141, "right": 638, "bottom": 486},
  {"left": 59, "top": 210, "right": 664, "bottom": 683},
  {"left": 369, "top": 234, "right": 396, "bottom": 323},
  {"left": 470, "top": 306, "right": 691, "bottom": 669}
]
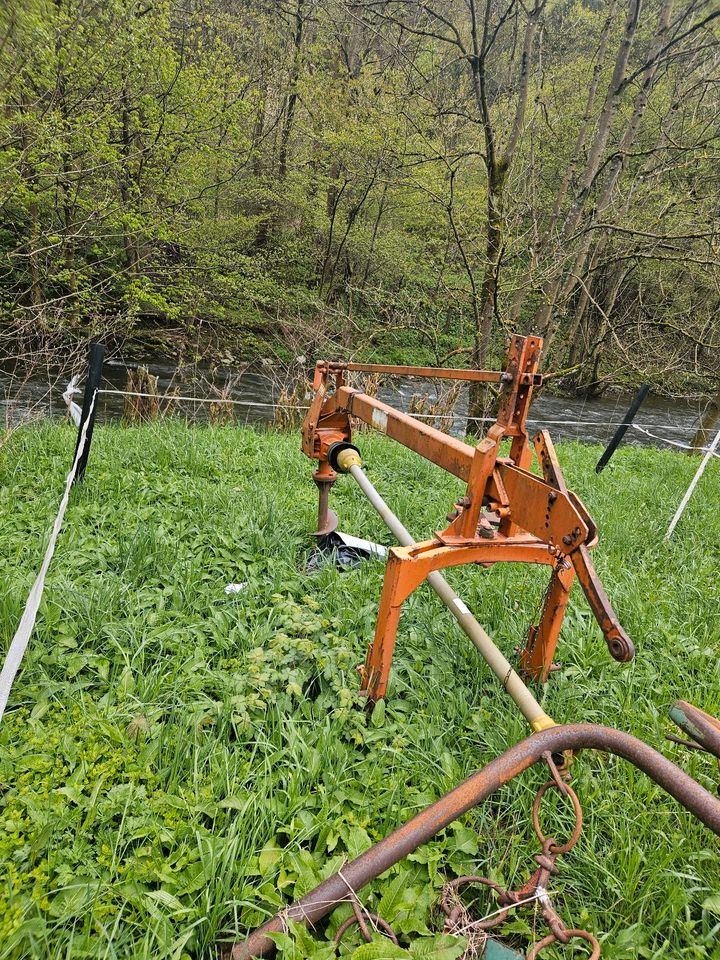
[{"left": 302, "top": 335, "right": 634, "bottom": 698}]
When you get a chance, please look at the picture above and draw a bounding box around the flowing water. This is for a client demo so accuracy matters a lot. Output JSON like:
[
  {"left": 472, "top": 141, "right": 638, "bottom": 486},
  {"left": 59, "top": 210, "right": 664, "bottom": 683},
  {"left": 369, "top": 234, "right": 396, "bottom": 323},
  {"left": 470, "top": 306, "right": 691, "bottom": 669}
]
[{"left": 0, "top": 356, "right": 711, "bottom": 453}]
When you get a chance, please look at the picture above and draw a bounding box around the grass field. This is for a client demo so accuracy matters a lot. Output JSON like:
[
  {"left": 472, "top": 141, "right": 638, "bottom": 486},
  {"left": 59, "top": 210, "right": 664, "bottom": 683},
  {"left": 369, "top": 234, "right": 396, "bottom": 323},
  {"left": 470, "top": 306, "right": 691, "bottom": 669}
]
[{"left": 0, "top": 422, "right": 719, "bottom": 960}]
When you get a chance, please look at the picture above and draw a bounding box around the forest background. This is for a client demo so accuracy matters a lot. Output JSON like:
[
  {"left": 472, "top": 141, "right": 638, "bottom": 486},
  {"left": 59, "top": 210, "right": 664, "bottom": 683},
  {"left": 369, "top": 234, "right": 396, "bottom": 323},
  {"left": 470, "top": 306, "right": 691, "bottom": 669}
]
[{"left": 1, "top": 0, "right": 719, "bottom": 419}]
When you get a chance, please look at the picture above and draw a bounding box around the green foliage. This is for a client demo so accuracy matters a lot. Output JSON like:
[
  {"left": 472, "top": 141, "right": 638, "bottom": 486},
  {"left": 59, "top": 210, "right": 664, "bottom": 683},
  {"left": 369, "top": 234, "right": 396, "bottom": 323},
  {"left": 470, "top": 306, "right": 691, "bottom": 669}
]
[
  {"left": 2, "top": 1, "right": 716, "bottom": 389},
  {"left": 0, "top": 423, "right": 719, "bottom": 958}
]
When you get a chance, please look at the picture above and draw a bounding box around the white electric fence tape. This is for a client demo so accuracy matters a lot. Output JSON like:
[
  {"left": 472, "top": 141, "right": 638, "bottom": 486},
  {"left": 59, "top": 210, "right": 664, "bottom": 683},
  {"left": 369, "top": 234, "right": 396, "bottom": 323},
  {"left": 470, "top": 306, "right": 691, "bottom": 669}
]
[
  {"left": 0, "top": 390, "right": 97, "bottom": 724},
  {"left": 62, "top": 375, "right": 83, "bottom": 427},
  {"left": 630, "top": 422, "right": 720, "bottom": 458}
]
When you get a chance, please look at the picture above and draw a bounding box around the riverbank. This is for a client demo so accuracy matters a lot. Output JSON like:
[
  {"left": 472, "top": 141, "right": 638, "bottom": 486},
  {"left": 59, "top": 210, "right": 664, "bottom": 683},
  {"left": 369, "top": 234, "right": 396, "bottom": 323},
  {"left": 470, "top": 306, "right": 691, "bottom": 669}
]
[
  {"left": 126, "top": 322, "right": 720, "bottom": 401},
  {"left": 1, "top": 424, "right": 719, "bottom": 958},
  {"left": 4, "top": 317, "right": 717, "bottom": 408},
  {"left": 1, "top": 355, "right": 712, "bottom": 452}
]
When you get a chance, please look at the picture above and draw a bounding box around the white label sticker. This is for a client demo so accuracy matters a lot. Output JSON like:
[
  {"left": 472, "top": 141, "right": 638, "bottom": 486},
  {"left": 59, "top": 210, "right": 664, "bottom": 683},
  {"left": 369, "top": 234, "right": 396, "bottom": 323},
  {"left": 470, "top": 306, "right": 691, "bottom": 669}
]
[
  {"left": 372, "top": 408, "right": 388, "bottom": 433},
  {"left": 453, "top": 597, "right": 470, "bottom": 616}
]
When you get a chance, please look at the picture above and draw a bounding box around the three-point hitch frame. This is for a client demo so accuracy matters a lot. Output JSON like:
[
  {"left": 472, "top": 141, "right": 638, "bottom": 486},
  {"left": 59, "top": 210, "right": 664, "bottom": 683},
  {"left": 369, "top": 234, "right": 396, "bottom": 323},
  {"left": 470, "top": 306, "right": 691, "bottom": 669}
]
[{"left": 302, "top": 335, "right": 634, "bottom": 700}]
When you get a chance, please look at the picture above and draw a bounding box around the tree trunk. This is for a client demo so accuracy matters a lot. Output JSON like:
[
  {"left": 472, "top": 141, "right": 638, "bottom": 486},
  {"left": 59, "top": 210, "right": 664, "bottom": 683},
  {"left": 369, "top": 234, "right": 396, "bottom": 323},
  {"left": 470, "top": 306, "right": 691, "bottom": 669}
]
[
  {"left": 360, "top": 181, "right": 389, "bottom": 288},
  {"left": 119, "top": 78, "right": 138, "bottom": 272},
  {"left": 466, "top": 0, "right": 544, "bottom": 431},
  {"left": 18, "top": 117, "right": 43, "bottom": 312},
  {"left": 542, "top": 0, "right": 671, "bottom": 357},
  {"left": 509, "top": 6, "right": 614, "bottom": 325},
  {"left": 532, "top": 0, "right": 643, "bottom": 342},
  {"left": 278, "top": 0, "right": 305, "bottom": 180},
  {"left": 56, "top": 18, "right": 77, "bottom": 305},
  {"left": 472, "top": 163, "right": 505, "bottom": 371},
  {"left": 28, "top": 198, "right": 43, "bottom": 311}
]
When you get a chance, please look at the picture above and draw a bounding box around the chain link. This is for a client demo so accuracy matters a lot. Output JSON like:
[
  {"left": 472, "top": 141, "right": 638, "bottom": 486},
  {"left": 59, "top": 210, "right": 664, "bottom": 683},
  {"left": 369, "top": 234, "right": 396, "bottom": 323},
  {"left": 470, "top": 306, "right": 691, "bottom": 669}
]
[
  {"left": 297, "top": 752, "right": 599, "bottom": 956},
  {"left": 532, "top": 778, "right": 583, "bottom": 854},
  {"left": 333, "top": 901, "right": 398, "bottom": 950},
  {"left": 527, "top": 929, "right": 601, "bottom": 959},
  {"left": 438, "top": 751, "right": 599, "bottom": 957}
]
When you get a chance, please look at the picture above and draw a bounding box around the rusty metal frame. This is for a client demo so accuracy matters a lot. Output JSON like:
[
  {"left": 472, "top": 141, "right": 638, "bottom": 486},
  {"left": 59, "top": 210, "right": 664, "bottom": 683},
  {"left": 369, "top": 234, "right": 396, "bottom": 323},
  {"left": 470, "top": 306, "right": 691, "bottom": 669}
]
[
  {"left": 230, "top": 707, "right": 720, "bottom": 959},
  {"left": 302, "top": 335, "right": 634, "bottom": 695}
]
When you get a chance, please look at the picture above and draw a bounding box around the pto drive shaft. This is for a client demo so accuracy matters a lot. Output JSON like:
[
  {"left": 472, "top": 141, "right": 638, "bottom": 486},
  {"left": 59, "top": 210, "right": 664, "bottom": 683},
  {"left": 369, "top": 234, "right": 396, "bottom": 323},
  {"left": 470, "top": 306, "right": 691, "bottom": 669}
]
[{"left": 333, "top": 445, "right": 555, "bottom": 733}]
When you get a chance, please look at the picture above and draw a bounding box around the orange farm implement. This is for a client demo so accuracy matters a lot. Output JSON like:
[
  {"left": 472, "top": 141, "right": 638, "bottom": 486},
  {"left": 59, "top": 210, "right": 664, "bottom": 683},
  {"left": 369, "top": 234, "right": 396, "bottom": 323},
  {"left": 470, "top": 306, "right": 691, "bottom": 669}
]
[{"left": 302, "top": 335, "right": 634, "bottom": 716}]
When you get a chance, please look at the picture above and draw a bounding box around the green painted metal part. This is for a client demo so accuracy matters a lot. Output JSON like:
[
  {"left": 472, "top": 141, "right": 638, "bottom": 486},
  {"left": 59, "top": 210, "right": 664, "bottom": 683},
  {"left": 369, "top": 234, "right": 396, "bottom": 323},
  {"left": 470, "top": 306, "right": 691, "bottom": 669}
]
[
  {"left": 670, "top": 700, "right": 720, "bottom": 760},
  {"left": 670, "top": 704, "right": 704, "bottom": 741},
  {"left": 484, "top": 939, "right": 525, "bottom": 959}
]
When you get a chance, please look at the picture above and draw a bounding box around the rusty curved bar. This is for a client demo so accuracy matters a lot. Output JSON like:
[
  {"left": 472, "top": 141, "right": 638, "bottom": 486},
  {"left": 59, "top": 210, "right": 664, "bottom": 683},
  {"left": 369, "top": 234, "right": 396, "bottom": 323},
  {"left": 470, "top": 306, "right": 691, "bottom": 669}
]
[{"left": 231, "top": 721, "right": 720, "bottom": 959}]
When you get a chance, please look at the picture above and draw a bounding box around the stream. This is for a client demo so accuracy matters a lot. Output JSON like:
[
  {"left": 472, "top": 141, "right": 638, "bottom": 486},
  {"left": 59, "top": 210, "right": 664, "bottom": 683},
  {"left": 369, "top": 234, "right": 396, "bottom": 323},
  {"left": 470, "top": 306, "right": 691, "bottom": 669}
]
[{"left": 0, "top": 357, "right": 710, "bottom": 452}]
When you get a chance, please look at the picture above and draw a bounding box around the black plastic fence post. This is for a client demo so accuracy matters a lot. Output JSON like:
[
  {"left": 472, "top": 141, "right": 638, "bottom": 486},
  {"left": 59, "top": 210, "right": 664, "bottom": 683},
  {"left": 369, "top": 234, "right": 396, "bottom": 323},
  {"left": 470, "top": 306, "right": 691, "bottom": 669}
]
[
  {"left": 595, "top": 383, "right": 650, "bottom": 474},
  {"left": 73, "top": 342, "right": 106, "bottom": 484}
]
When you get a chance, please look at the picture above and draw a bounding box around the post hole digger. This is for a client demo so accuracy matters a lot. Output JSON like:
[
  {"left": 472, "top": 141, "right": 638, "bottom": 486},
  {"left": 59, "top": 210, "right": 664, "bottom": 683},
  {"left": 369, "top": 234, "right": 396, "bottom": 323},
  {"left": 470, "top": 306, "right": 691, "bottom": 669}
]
[{"left": 301, "top": 335, "right": 634, "bottom": 727}]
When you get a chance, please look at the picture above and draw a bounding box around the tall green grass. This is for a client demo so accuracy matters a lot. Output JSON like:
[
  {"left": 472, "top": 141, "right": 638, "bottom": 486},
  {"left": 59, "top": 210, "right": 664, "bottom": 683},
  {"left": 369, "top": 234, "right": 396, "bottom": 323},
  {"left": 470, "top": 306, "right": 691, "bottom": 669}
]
[{"left": 0, "top": 423, "right": 718, "bottom": 959}]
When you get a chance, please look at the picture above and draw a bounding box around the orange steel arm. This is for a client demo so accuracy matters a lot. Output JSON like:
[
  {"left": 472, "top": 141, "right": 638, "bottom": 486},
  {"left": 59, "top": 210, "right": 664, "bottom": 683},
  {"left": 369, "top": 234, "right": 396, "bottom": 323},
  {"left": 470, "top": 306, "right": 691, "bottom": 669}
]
[
  {"left": 332, "top": 390, "right": 590, "bottom": 557},
  {"left": 337, "top": 387, "right": 474, "bottom": 481},
  {"left": 327, "top": 362, "right": 520, "bottom": 383},
  {"left": 532, "top": 430, "right": 634, "bottom": 663}
]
